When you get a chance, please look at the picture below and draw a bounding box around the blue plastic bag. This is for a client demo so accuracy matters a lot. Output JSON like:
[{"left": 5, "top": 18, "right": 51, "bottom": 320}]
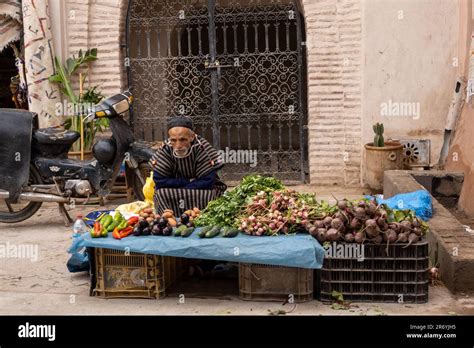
[
  {"left": 369, "top": 190, "right": 432, "bottom": 221},
  {"left": 67, "top": 235, "right": 90, "bottom": 273},
  {"left": 66, "top": 247, "right": 89, "bottom": 273}
]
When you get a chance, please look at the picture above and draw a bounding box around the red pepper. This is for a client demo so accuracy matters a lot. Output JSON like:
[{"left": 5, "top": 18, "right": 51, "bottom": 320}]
[
  {"left": 127, "top": 216, "right": 139, "bottom": 226},
  {"left": 119, "top": 226, "right": 133, "bottom": 239},
  {"left": 112, "top": 227, "right": 122, "bottom": 240},
  {"left": 94, "top": 222, "right": 102, "bottom": 238}
]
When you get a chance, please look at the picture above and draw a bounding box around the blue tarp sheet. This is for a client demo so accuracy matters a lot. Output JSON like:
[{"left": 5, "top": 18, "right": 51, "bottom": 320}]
[
  {"left": 369, "top": 189, "right": 433, "bottom": 221},
  {"left": 70, "top": 228, "right": 325, "bottom": 269}
]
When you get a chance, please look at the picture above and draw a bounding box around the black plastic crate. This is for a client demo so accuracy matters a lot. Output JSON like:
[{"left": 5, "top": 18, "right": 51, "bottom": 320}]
[{"left": 320, "top": 241, "right": 429, "bottom": 303}]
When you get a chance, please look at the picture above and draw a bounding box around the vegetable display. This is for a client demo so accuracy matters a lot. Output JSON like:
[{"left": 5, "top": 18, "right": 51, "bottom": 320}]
[{"left": 194, "top": 175, "right": 285, "bottom": 228}]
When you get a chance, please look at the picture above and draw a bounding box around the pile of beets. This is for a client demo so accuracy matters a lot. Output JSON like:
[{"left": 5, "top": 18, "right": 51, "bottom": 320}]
[{"left": 307, "top": 198, "right": 428, "bottom": 246}]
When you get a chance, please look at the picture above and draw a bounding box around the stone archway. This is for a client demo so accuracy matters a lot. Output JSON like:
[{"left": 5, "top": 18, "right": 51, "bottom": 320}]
[{"left": 64, "top": 0, "right": 363, "bottom": 186}]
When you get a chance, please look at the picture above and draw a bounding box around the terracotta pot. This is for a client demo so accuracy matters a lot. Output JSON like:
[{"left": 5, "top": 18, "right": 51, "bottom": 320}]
[{"left": 364, "top": 141, "right": 404, "bottom": 191}]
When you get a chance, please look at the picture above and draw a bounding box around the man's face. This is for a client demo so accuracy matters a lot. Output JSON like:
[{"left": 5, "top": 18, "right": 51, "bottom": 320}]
[{"left": 168, "top": 127, "right": 195, "bottom": 156}]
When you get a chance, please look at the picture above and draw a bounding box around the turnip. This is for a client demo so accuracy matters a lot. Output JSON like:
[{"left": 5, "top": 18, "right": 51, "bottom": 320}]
[{"left": 344, "top": 233, "right": 355, "bottom": 243}]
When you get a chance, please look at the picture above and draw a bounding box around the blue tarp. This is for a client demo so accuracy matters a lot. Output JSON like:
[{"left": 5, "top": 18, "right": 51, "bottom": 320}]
[
  {"left": 70, "top": 228, "right": 325, "bottom": 269},
  {"left": 369, "top": 190, "right": 433, "bottom": 221}
]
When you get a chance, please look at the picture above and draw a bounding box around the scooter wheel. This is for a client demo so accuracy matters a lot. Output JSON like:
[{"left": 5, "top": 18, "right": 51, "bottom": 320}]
[{"left": 0, "top": 165, "right": 43, "bottom": 223}]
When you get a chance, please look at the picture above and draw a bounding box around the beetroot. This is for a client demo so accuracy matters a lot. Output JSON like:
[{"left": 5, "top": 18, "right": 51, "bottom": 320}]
[
  {"left": 354, "top": 232, "right": 365, "bottom": 244},
  {"left": 344, "top": 233, "right": 355, "bottom": 243},
  {"left": 308, "top": 225, "right": 318, "bottom": 236},
  {"left": 314, "top": 220, "right": 325, "bottom": 229},
  {"left": 337, "top": 200, "right": 348, "bottom": 210},
  {"left": 400, "top": 220, "right": 412, "bottom": 232},
  {"left": 350, "top": 218, "right": 361, "bottom": 229},
  {"left": 326, "top": 228, "right": 340, "bottom": 242},
  {"left": 413, "top": 227, "right": 423, "bottom": 236},
  {"left": 355, "top": 207, "right": 366, "bottom": 219},
  {"left": 316, "top": 229, "right": 327, "bottom": 243},
  {"left": 403, "top": 233, "right": 419, "bottom": 248},
  {"left": 387, "top": 229, "right": 397, "bottom": 243},
  {"left": 323, "top": 216, "right": 333, "bottom": 227},
  {"left": 331, "top": 217, "right": 343, "bottom": 230},
  {"left": 371, "top": 234, "right": 383, "bottom": 244},
  {"left": 396, "top": 232, "right": 408, "bottom": 243}
]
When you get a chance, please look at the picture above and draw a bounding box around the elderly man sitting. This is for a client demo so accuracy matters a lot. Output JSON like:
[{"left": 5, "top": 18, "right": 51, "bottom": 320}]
[{"left": 149, "top": 116, "right": 227, "bottom": 215}]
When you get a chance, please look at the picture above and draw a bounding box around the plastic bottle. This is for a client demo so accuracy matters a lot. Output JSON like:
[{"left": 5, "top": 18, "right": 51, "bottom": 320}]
[{"left": 72, "top": 215, "right": 88, "bottom": 238}]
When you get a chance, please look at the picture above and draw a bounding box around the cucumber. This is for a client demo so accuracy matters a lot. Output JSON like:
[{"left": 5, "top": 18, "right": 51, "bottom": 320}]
[
  {"left": 198, "top": 226, "right": 213, "bottom": 238},
  {"left": 174, "top": 225, "right": 187, "bottom": 236},
  {"left": 205, "top": 226, "right": 221, "bottom": 238},
  {"left": 223, "top": 228, "right": 240, "bottom": 238},
  {"left": 181, "top": 227, "right": 195, "bottom": 237}
]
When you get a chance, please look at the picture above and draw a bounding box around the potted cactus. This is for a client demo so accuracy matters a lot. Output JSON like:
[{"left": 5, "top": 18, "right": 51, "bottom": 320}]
[{"left": 364, "top": 123, "right": 404, "bottom": 191}]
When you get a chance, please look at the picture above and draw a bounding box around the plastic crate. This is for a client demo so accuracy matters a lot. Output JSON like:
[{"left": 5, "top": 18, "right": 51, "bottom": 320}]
[
  {"left": 239, "top": 263, "right": 313, "bottom": 302},
  {"left": 320, "top": 241, "right": 429, "bottom": 303},
  {"left": 92, "top": 248, "right": 187, "bottom": 299}
]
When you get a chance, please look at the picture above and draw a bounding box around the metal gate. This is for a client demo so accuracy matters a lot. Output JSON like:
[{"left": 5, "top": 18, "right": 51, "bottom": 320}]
[{"left": 126, "top": 0, "right": 308, "bottom": 183}]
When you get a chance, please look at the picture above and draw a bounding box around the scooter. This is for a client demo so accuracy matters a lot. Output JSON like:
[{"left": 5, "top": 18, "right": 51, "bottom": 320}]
[{"left": 0, "top": 91, "right": 155, "bottom": 225}]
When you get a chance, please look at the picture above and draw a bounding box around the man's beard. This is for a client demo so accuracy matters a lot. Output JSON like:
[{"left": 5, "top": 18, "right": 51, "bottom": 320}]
[{"left": 172, "top": 147, "right": 192, "bottom": 158}]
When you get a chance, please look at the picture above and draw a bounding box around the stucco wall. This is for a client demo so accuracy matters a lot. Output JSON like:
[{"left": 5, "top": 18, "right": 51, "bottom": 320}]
[{"left": 362, "top": 0, "right": 460, "bottom": 168}]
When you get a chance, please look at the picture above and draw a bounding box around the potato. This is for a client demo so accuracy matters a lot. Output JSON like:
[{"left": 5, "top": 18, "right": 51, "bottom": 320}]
[
  {"left": 163, "top": 209, "right": 174, "bottom": 215},
  {"left": 189, "top": 216, "right": 194, "bottom": 222},
  {"left": 146, "top": 217, "right": 154, "bottom": 223},
  {"left": 184, "top": 210, "right": 193, "bottom": 216},
  {"left": 193, "top": 207, "right": 200, "bottom": 213},
  {"left": 154, "top": 214, "right": 161, "bottom": 219},
  {"left": 162, "top": 212, "right": 174, "bottom": 219},
  {"left": 167, "top": 218, "right": 177, "bottom": 227},
  {"left": 143, "top": 208, "right": 154, "bottom": 214},
  {"left": 141, "top": 213, "right": 149, "bottom": 218}
]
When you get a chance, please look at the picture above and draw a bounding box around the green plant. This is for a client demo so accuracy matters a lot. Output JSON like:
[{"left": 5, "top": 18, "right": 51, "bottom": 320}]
[
  {"left": 49, "top": 48, "right": 106, "bottom": 152},
  {"left": 373, "top": 122, "right": 385, "bottom": 147}
]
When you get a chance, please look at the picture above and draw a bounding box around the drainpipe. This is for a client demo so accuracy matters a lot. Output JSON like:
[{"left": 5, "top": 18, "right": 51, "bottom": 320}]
[
  {"left": 437, "top": 0, "right": 472, "bottom": 168},
  {"left": 437, "top": 78, "right": 466, "bottom": 168}
]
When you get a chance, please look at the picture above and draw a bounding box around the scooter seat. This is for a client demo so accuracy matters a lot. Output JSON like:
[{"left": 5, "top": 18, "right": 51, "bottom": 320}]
[{"left": 33, "top": 127, "right": 80, "bottom": 145}]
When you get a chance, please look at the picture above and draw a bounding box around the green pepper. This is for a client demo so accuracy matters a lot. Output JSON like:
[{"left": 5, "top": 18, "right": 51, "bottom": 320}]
[
  {"left": 117, "top": 220, "right": 128, "bottom": 231},
  {"left": 101, "top": 215, "right": 113, "bottom": 229},
  {"left": 113, "top": 211, "right": 124, "bottom": 223},
  {"left": 107, "top": 220, "right": 119, "bottom": 232}
]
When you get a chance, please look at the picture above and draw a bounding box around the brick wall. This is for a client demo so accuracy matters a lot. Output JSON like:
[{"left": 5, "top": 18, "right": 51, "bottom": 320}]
[
  {"left": 65, "top": 0, "right": 128, "bottom": 97},
  {"left": 63, "top": 0, "right": 363, "bottom": 186},
  {"left": 302, "top": 0, "right": 363, "bottom": 186}
]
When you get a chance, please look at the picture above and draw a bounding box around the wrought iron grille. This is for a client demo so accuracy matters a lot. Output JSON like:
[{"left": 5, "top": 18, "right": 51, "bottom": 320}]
[{"left": 126, "top": 0, "right": 308, "bottom": 183}]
